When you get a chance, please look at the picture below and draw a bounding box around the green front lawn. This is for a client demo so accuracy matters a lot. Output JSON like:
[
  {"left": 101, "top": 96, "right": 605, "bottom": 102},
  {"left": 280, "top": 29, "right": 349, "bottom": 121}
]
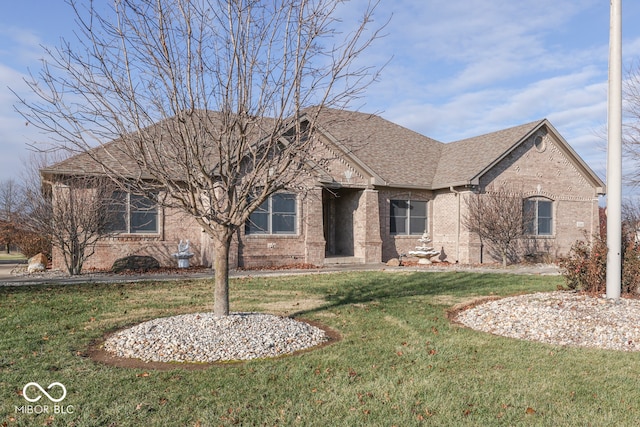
[
  {"left": 1, "top": 271, "right": 638, "bottom": 426},
  {"left": 0, "top": 253, "right": 26, "bottom": 262}
]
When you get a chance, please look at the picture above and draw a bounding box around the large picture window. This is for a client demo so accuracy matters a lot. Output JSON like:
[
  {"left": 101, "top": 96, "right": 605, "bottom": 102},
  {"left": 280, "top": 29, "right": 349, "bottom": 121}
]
[
  {"left": 524, "top": 198, "right": 553, "bottom": 236},
  {"left": 107, "top": 191, "right": 158, "bottom": 234},
  {"left": 390, "top": 199, "right": 427, "bottom": 235},
  {"left": 246, "top": 193, "right": 297, "bottom": 235}
]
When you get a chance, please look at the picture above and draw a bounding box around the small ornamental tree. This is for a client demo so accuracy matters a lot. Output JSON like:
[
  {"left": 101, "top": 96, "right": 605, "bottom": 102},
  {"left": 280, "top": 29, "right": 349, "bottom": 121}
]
[
  {"left": 15, "top": 0, "right": 385, "bottom": 315},
  {"left": 24, "top": 176, "right": 119, "bottom": 275},
  {"left": 0, "top": 179, "right": 26, "bottom": 254},
  {"left": 463, "top": 186, "right": 533, "bottom": 267}
]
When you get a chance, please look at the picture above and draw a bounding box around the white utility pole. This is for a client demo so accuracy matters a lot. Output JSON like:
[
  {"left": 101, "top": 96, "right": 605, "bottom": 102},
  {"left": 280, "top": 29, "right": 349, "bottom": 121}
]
[{"left": 607, "top": 0, "right": 622, "bottom": 299}]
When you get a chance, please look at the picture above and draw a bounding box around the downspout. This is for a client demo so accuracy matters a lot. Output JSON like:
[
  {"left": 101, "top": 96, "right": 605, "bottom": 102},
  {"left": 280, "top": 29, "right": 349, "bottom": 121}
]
[
  {"left": 450, "top": 186, "right": 461, "bottom": 262},
  {"left": 591, "top": 197, "right": 596, "bottom": 245}
]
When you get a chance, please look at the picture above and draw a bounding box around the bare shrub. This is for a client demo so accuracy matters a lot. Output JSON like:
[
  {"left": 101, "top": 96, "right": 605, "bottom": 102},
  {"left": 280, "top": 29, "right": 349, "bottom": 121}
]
[
  {"left": 559, "top": 234, "right": 607, "bottom": 293},
  {"left": 13, "top": 232, "right": 51, "bottom": 260},
  {"left": 463, "top": 186, "right": 533, "bottom": 267}
]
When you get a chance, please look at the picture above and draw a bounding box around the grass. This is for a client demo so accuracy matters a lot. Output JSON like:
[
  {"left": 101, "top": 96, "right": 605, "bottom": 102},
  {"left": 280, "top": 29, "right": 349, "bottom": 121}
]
[
  {"left": 0, "top": 252, "right": 26, "bottom": 262},
  {"left": 1, "top": 271, "right": 639, "bottom": 426}
]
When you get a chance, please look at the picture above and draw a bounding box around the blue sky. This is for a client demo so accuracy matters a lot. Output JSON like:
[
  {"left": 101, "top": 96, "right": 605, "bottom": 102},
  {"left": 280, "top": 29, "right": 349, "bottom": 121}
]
[{"left": 2, "top": 0, "right": 640, "bottom": 190}]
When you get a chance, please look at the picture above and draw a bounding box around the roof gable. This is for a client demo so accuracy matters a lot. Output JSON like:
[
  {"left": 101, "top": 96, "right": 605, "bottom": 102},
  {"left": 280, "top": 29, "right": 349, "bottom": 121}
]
[
  {"left": 536, "top": 120, "right": 605, "bottom": 192},
  {"left": 431, "top": 120, "right": 544, "bottom": 189},
  {"left": 430, "top": 119, "right": 604, "bottom": 193},
  {"left": 309, "top": 109, "right": 444, "bottom": 188}
]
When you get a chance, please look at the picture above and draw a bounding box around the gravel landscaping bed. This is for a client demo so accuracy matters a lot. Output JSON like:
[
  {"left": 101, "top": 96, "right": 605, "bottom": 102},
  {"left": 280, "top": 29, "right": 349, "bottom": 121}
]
[
  {"left": 456, "top": 291, "right": 640, "bottom": 351},
  {"left": 103, "top": 312, "right": 328, "bottom": 363}
]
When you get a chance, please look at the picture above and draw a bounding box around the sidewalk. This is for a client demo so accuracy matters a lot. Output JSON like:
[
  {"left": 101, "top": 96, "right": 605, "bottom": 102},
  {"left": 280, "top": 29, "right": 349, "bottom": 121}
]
[
  {"left": 0, "top": 261, "right": 560, "bottom": 287},
  {"left": 0, "top": 260, "right": 25, "bottom": 280}
]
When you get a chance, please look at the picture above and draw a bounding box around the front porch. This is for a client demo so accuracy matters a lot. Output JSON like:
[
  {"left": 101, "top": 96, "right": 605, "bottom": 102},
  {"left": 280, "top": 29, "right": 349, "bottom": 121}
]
[
  {"left": 324, "top": 255, "right": 365, "bottom": 265},
  {"left": 318, "top": 187, "right": 382, "bottom": 265}
]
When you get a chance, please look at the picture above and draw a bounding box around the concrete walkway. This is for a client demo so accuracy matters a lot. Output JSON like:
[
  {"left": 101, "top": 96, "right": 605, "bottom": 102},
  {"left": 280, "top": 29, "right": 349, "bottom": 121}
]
[
  {"left": 0, "top": 260, "right": 25, "bottom": 279},
  {"left": 0, "top": 260, "right": 560, "bottom": 287}
]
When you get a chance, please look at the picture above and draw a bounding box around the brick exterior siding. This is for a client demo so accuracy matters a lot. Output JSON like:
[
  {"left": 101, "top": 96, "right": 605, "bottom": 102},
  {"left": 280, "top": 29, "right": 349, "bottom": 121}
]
[
  {"left": 472, "top": 130, "right": 600, "bottom": 263},
  {"left": 377, "top": 131, "right": 600, "bottom": 265},
  {"left": 48, "top": 116, "right": 603, "bottom": 271},
  {"left": 52, "top": 203, "right": 203, "bottom": 271}
]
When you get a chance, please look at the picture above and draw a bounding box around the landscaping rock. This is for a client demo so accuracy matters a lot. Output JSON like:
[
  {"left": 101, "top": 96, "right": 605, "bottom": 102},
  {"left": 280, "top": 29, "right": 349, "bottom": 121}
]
[
  {"left": 103, "top": 312, "right": 328, "bottom": 363},
  {"left": 386, "top": 258, "right": 401, "bottom": 267},
  {"left": 112, "top": 255, "right": 160, "bottom": 273},
  {"left": 27, "top": 253, "right": 48, "bottom": 273}
]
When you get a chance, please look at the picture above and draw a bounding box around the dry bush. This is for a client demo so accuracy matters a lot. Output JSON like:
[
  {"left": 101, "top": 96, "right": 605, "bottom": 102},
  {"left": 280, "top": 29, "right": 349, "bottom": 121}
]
[
  {"left": 560, "top": 232, "right": 640, "bottom": 295},
  {"left": 559, "top": 235, "right": 607, "bottom": 293},
  {"left": 14, "top": 231, "right": 51, "bottom": 260}
]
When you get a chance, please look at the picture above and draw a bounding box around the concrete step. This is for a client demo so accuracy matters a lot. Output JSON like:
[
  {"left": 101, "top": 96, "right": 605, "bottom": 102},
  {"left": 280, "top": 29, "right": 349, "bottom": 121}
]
[{"left": 324, "top": 256, "right": 365, "bottom": 265}]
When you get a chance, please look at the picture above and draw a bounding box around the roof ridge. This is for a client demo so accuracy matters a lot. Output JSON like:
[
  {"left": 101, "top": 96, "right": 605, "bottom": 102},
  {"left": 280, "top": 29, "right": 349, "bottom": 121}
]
[{"left": 446, "top": 119, "right": 546, "bottom": 144}]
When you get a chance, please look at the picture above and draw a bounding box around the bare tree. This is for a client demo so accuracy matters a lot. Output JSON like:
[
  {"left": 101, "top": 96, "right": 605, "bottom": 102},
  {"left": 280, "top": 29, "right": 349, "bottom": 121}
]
[
  {"left": 463, "top": 186, "right": 532, "bottom": 267},
  {"left": 622, "top": 198, "right": 640, "bottom": 244},
  {"left": 14, "top": 0, "right": 384, "bottom": 315},
  {"left": 24, "top": 175, "right": 119, "bottom": 275},
  {"left": 0, "top": 179, "right": 26, "bottom": 254},
  {"left": 623, "top": 61, "right": 640, "bottom": 186}
]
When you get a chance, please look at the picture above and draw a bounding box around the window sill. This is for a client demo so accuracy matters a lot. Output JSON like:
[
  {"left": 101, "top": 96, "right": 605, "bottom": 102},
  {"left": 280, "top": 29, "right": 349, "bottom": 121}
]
[
  {"left": 107, "top": 234, "right": 161, "bottom": 241},
  {"left": 245, "top": 234, "right": 300, "bottom": 239}
]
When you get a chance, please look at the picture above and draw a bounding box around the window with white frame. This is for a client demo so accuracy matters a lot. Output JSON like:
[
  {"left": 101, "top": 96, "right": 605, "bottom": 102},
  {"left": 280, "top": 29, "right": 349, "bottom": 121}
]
[
  {"left": 390, "top": 199, "right": 428, "bottom": 235},
  {"left": 245, "top": 193, "right": 297, "bottom": 235},
  {"left": 524, "top": 198, "right": 553, "bottom": 236},
  {"left": 107, "top": 191, "right": 158, "bottom": 234}
]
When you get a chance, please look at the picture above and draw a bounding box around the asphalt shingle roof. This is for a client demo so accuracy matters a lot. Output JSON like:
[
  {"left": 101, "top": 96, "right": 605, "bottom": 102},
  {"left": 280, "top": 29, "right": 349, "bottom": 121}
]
[
  {"left": 43, "top": 109, "right": 586, "bottom": 191},
  {"left": 431, "top": 120, "right": 544, "bottom": 189},
  {"left": 42, "top": 111, "right": 275, "bottom": 180},
  {"left": 312, "top": 109, "right": 443, "bottom": 187}
]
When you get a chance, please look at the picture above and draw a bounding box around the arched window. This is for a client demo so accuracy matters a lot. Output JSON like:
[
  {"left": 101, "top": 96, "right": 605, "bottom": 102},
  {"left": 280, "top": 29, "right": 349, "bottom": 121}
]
[{"left": 524, "top": 197, "right": 553, "bottom": 236}]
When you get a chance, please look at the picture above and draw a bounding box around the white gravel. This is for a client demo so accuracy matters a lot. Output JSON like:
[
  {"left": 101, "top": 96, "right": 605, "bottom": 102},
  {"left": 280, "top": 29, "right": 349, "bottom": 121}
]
[
  {"left": 456, "top": 291, "right": 640, "bottom": 351},
  {"left": 103, "top": 312, "right": 327, "bottom": 363}
]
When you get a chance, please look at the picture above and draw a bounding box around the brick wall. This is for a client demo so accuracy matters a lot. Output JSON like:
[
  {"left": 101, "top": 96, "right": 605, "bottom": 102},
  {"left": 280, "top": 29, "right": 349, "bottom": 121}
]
[
  {"left": 462, "top": 130, "right": 600, "bottom": 263},
  {"left": 353, "top": 189, "right": 383, "bottom": 262},
  {"left": 53, "top": 204, "right": 203, "bottom": 271},
  {"left": 236, "top": 189, "right": 321, "bottom": 269},
  {"left": 378, "top": 188, "right": 434, "bottom": 262},
  {"left": 51, "top": 126, "right": 601, "bottom": 271}
]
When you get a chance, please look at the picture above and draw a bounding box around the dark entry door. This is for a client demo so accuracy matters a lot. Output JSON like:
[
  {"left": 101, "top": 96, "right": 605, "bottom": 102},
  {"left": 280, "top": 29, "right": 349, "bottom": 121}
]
[{"left": 323, "top": 188, "right": 357, "bottom": 257}]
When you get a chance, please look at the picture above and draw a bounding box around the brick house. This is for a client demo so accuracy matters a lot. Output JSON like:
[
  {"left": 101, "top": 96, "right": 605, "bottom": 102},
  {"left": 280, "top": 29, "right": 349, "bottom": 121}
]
[{"left": 41, "top": 109, "right": 604, "bottom": 270}]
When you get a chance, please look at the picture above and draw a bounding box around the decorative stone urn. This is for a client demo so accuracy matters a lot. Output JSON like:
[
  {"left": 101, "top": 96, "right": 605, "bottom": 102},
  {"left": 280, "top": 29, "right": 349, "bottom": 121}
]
[
  {"left": 172, "top": 240, "right": 194, "bottom": 268},
  {"left": 408, "top": 232, "right": 440, "bottom": 264}
]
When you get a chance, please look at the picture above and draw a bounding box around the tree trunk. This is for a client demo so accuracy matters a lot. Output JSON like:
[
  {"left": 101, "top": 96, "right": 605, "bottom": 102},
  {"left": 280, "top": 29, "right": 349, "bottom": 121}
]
[{"left": 212, "top": 233, "right": 232, "bottom": 316}]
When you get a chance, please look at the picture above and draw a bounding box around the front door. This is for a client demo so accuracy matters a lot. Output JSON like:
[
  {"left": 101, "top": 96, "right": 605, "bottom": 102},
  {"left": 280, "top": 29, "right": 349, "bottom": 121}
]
[{"left": 323, "top": 188, "right": 358, "bottom": 257}]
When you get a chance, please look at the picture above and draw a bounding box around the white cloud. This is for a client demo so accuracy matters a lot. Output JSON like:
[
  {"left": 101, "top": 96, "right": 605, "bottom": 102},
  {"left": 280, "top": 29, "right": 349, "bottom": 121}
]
[
  {"left": 350, "top": 0, "right": 614, "bottom": 183},
  {"left": 0, "top": 33, "right": 48, "bottom": 181},
  {"left": 0, "top": 0, "right": 635, "bottom": 189}
]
